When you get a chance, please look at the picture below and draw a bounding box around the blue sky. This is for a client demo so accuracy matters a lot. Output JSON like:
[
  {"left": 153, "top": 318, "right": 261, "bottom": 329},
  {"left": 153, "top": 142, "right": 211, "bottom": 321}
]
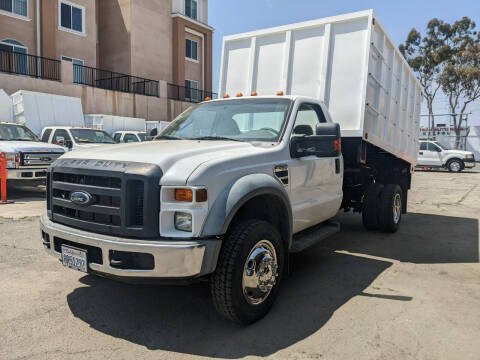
[{"left": 209, "top": 0, "right": 480, "bottom": 125}]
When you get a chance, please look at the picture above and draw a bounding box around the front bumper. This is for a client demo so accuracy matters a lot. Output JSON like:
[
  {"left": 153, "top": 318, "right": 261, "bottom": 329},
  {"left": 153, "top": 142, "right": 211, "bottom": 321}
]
[
  {"left": 5, "top": 168, "right": 48, "bottom": 180},
  {"left": 40, "top": 215, "right": 222, "bottom": 279},
  {"left": 464, "top": 159, "right": 476, "bottom": 168}
]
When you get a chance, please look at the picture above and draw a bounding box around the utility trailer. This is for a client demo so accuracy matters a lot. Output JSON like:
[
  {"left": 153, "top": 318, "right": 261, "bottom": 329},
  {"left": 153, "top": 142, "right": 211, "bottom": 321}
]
[{"left": 220, "top": 9, "right": 423, "bottom": 217}]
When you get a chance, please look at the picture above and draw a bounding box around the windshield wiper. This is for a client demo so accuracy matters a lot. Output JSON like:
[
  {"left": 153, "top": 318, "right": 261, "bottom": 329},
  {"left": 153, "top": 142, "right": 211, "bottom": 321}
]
[
  {"left": 190, "top": 136, "right": 243, "bottom": 142},
  {"left": 156, "top": 135, "right": 184, "bottom": 140}
]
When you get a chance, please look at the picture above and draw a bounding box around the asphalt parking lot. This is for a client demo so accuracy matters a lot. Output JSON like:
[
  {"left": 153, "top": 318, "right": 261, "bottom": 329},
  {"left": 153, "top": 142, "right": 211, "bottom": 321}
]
[{"left": 1, "top": 169, "right": 479, "bottom": 360}]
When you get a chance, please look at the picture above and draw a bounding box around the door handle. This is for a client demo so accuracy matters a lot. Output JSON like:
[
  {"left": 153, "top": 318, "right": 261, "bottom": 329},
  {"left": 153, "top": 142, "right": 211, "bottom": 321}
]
[{"left": 419, "top": 152, "right": 423, "bottom": 155}]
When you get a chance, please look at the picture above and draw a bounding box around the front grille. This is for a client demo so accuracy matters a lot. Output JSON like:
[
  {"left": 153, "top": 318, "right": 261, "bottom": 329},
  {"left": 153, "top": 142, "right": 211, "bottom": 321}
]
[
  {"left": 20, "top": 152, "right": 63, "bottom": 168},
  {"left": 49, "top": 159, "right": 162, "bottom": 239}
]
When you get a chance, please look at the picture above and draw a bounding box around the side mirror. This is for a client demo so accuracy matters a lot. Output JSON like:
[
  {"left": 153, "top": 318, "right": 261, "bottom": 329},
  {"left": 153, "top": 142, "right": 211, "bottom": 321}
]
[
  {"left": 65, "top": 140, "right": 73, "bottom": 150},
  {"left": 290, "top": 123, "right": 341, "bottom": 159},
  {"left": 56, "top": 136, "right": 65, "bottom": 146}
]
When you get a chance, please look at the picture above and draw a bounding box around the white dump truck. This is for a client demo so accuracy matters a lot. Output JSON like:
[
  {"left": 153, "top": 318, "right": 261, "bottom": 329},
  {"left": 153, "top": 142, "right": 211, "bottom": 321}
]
[{"left": 41, "top": 10, "right": 422, "bottom": 324}]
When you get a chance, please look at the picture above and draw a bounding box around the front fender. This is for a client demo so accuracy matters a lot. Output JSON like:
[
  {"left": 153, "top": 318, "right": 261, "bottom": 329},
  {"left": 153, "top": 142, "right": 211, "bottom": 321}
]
[{"left": 201, "top": 173, "right": 292, "bottom": 240}]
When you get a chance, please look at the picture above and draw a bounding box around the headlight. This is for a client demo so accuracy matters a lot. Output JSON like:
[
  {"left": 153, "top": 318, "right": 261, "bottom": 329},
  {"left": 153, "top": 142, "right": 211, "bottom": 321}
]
[
  {"left": 174, "top": 212, "right": 192, "bottom": 232},
  {"left": 5, "top": 153, "right": 19, "bottom": 169},
  {"left": 466, "top": 154, "right": 474, "bottom": 159}
]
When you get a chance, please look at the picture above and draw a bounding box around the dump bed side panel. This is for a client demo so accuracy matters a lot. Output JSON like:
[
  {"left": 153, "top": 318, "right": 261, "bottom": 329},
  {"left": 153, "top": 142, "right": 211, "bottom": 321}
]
[
  {"left": 220, "top": 10, "right": 422, "bottom": 165},
  {"left": 364, "top": 19, "right": 423, "bottom": 165}
]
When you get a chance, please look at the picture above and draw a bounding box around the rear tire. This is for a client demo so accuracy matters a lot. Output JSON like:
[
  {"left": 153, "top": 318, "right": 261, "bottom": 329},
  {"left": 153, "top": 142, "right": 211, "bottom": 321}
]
[
  {"left": 378, "top": 184, "right": 403, "bottom": 233},
  {"left": 210, "top": 220, "right": 284, "bottom": 324},
  {"left": 362, "top": 183, "right": 384, "bottom": 230},
  {"left": 447, "top": 159, "right": 464, "bottom": 173}
]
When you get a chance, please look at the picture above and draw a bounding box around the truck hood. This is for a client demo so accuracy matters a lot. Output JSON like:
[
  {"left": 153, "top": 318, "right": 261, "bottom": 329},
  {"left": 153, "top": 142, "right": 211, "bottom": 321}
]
[
  {"left": 0, "top": 140, "right": 65, "bottom": 153},
  {"left": 59, "top": 140, "right": 262, "bottom": 184}
]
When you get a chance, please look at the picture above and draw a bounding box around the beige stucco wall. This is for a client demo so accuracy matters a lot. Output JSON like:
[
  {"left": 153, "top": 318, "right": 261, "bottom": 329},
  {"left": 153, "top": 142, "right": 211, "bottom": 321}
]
[
  {"left": 53, "top": 0, "right": 97, "bottom": 67},
  {"left": 97, "top": 0, "right": 132, "bottom": 74},
  {"left": 130, "top": 0, "right": 173, "bottom": 82},
  {"left": 0, "top": 61, "right": 191, "bottom": 122},
  {"left": 0, "top": 0, "right": 37, "bottom": 54}
]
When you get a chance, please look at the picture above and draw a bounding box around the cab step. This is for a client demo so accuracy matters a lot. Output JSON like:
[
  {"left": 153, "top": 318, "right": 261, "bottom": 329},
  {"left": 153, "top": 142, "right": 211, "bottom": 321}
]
[{"left": 289, "top": 220, "right": 340, "bottom": 253}]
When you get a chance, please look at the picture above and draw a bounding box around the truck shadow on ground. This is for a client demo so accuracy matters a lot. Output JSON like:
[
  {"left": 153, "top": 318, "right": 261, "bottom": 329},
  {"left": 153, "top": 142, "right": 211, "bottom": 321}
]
[{"left": 66, "top": 212, "right": 478, "bottom": 358}]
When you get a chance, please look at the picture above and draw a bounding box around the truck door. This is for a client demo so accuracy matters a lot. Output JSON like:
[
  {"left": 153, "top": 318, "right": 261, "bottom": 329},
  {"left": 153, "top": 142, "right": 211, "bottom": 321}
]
[
  {"left": 419, "top": 142, "right": 442, "bottom": 166},
  {"left": 288, "top": 103, "right": 343, "bottom": 233}
]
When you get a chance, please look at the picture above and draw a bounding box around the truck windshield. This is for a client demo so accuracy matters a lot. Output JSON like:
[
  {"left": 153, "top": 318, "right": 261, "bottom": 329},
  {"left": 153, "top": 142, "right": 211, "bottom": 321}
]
[
  {"left": 70, "top": 129, "right": 115, "bottom": 144},
  {"left": 0, "top": 124, "right": 39, "bottom": 141},
  {"left": 435, "top": 142, "right": 450, "bottom": 150},
  {"left": 158, "top": 98, "right": 292, "bottom": 142}
]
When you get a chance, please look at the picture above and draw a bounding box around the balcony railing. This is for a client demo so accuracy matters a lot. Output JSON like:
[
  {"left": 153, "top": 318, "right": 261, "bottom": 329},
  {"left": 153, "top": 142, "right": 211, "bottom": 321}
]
[
  {"left": 0, "top": 50, "right": 61, "bottom": 81},
  {"left": 167, "top": 83, "right": 217, "bottom": 103},
  {"left": 73, "top": 64, "right": 160, "bottom": 97}
]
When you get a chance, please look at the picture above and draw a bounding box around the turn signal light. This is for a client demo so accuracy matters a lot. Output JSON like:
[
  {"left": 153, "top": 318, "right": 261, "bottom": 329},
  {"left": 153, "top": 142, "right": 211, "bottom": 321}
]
[
  {"left": 276, "top": 91, "right": 284, "bottom": 96},
  {"left": 223, "top": 94, "right": 230, "bottom": 98},
  {"left": 334, "top": 139, "right": 341, "bottom": 152},
  {"left": 175, "top": 188, "right": 193, "bottom": 202}
]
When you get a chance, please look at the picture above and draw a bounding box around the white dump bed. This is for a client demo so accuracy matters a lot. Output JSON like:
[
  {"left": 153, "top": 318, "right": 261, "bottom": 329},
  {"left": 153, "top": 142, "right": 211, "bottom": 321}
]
[
  {"left": 10, "top": 90, "right": 85, "bottom": 136},
  {"left": 219, "top": 10, "right": 423, "bottom": 164},
  {"left": 84, "top": 114, "right": 146, "bottom": 135}
]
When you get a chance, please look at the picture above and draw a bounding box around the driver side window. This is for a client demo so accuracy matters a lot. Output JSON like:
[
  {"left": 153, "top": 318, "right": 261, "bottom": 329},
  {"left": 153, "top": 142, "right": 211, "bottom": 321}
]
[
  {"left": 292, "top": 103, "right": 326, "bottom": 137},
  {"left": 426, "top": 143, "right": 440, "bottom": 152},
  {"left": 53, "top": 129, "right": 71, "bottom": 144}
]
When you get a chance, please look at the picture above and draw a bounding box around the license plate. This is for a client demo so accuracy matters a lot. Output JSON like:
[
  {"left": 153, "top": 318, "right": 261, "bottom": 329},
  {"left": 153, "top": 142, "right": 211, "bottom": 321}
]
[{"left": 61, "top": 245, "right": 88, "bottom": 273}]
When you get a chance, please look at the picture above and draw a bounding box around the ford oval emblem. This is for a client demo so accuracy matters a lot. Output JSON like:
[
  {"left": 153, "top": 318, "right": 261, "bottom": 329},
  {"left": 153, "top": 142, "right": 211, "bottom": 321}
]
[{"left": 70, "top": 191, "right": 94, "bottom": 206}]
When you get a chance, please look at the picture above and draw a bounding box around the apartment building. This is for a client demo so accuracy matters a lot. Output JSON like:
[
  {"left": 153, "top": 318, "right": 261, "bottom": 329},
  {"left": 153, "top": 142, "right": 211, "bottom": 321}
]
[{"left": 0, "top": 0, "right": 213, "bottom": 97}]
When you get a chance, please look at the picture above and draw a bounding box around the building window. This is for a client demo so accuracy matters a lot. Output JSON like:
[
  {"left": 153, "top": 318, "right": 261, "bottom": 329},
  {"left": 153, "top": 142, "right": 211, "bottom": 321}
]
[
  {"left": 0, "top": 39, "right": 28, "bottom": 74},
  {"left": 185, "top": 79, "right": 198, "bottom": 102},
  {"left": 0, "top": 0, "right": 28, "bottom": 17},
  {"left": 62, "top": 55, "right": 84, "bottom": 83},
  {"left": 59, "top": 1, "right": 85, "bottom": 34},
  {"left": 184, "top": 0, "right": 197, "bottom": 20},
  {"left": 185, "top": 38, "right": 198, "bottom": 61}
]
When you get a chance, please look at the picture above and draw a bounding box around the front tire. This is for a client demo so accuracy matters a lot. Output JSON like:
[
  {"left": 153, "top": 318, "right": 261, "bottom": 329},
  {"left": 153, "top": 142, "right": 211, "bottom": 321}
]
[
  {"left": 447, "top": 159, "right": 464, "bottom": 173},
  {"left": 210, "top": 220, "right": 284, "bottom": 324}
]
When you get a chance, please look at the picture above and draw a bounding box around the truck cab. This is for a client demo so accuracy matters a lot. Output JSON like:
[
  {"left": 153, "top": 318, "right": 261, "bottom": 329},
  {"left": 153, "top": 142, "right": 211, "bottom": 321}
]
[
  {"left": 113, "top": 131, "right": 147, "bottom": 143},
  {"left": 0, "top": 122, "right": 64, "bottom": 185},
  {"left": 417, "top": 140, "right": 475, "bottom": 172},
  {"left": 41, "top": 126, "right": 116, "bottom": 151}
]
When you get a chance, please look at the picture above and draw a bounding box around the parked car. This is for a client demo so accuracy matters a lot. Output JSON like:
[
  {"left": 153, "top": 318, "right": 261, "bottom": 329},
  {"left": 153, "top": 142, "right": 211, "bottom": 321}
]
[
  {"left": 41, "top": 126, "right": 116, "bottom": 151},
  {"left": 0, "top": 122, "right": 64, "bottom": 186},
  {"left": 40, "top": 10, "right": 422, "bottom": 324},
  {"left": 113, "top": 131, "right": 147, "bottom": 143},
  {"left": 417, "top": 140, "right": 476, "bottom": 172}
]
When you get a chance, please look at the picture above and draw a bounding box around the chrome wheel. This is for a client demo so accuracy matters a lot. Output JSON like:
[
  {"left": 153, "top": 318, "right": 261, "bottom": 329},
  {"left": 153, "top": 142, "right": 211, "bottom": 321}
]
[
  {"left": 449, "top": 161, "right": 461, "bottom": 172},
  {"left": 393, "top": 193, "right": 402, "bottom": 224},
  {"left": 242, "top": 239, "right": 278, "bottom": 306}
]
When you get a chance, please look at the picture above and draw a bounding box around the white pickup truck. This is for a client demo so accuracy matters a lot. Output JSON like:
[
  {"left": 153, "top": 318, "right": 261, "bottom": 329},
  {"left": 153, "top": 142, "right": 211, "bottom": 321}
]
[
  {"left": 41, "top": 10, "right": 423, "bottom": 323},
  {"left": 0, "top": 122, "right": 64, "bottom": 185},
  {"left": 40, "top": 126, "right": 117, "bottom": 151},
  {"left": 417, "top": 140, "right": 475, "bottom": 172}
]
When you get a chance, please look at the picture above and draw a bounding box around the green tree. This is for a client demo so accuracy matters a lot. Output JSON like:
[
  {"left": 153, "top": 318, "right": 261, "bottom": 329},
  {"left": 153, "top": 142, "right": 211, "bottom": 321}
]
[
  {"left": 439, "top": 24, "right": 480, "bottom": 149},
  {"left": 399, "top": 19, "right": 453, "bottom": 138}
]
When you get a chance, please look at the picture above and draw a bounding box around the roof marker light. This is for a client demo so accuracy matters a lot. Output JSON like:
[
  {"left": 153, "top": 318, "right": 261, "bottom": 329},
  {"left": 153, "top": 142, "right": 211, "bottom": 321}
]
[
  {"left": 204, "top": 97, "right": 212, "bottom": 101},
  {"left": 223, "top": 94, "right": 230, "bottom": 98},
  {"left": 251, "top": 92, "right": 258, "bottom": 96},
  {"left": 236, "top": 93, "right": 243, "bottom": 97},
  {"left": 277, "top": 91, "right": 284, "bottom": 96}
]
